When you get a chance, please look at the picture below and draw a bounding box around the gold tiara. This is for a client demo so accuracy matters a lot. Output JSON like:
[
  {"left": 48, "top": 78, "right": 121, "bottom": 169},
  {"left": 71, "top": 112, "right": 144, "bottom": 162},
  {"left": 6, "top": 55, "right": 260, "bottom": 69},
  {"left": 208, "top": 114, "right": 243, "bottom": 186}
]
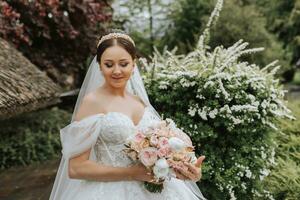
[{"left": 97, "top": 32, "right": 135, "bottom": 47}]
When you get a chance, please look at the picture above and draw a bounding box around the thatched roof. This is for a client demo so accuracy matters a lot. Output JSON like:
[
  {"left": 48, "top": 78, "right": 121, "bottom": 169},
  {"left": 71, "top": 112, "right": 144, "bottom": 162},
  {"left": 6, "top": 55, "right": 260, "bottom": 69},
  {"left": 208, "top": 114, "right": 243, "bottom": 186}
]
[{"left": 0, "top": 37, "right": 62, "bottom": 120}]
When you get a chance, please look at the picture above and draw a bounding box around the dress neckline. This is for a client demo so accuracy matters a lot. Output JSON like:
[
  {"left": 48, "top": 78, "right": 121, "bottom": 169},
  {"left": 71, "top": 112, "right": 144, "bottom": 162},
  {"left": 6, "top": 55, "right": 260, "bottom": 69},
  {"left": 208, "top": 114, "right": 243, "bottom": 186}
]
[
  {"left": 77, "top": 105, "right": 149, "bottom": 127},
  {"left": 103, "top": 106, "right": 149, "bottom": 127}
]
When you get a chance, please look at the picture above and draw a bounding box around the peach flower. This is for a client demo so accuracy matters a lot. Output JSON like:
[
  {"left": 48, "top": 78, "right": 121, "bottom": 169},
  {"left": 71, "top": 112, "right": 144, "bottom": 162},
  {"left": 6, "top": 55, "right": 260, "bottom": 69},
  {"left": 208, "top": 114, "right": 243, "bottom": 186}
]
[{"left": 139, "top": 147, "right": 158, "bottom": 167}]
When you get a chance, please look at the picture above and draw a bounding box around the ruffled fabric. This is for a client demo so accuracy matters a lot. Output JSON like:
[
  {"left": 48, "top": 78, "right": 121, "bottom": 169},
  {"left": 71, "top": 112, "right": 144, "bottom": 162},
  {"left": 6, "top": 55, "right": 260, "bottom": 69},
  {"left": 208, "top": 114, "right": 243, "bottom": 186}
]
[{"left": 60, "top": 114, "right": 105, "bottom": 160}]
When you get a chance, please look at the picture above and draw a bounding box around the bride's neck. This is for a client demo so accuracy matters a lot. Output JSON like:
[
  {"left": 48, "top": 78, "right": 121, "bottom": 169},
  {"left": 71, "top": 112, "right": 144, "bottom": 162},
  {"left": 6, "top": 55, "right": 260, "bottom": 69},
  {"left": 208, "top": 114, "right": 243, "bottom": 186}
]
[{"left": 101, "top": 83, "right": 127, "bottom": 97}]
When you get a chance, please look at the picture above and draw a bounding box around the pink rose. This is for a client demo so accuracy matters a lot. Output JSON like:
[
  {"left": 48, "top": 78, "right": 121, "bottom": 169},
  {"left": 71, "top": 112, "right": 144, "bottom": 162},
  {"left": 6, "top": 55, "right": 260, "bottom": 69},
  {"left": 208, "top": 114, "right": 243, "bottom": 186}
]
[
  {"left": 134, "top": 132, "right": 146, "bottom": 143},
  {"left": 157, "top": 146, "right": 171, "bottom": 158},
  {"left": 139, "top": 147, "right": 158, "bottom": 167},
  {"left": 158, "top": 137, "right": 169, "bottom": 149}
]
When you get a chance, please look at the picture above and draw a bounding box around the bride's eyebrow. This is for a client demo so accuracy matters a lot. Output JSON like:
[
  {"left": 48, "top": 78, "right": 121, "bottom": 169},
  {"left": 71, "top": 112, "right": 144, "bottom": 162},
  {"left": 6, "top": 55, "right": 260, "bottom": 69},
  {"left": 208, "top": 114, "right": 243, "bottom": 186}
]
[{"left": 104, "top": 59, "right": 129, "bottom": 62}]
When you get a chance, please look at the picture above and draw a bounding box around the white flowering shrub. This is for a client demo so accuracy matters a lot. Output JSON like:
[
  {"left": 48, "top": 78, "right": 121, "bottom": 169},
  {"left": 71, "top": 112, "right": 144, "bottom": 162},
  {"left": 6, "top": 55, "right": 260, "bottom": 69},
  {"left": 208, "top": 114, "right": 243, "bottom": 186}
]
[{"left": 141, "top": 0, "right": 295, "bottom": 199}]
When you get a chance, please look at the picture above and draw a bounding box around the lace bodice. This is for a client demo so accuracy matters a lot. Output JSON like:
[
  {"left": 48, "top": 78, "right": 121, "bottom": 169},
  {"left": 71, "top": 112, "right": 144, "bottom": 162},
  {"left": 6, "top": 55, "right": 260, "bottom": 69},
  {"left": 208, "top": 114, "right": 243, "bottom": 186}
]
[{"left": 94, "top": 106, "right": 160, "bottom": 167}]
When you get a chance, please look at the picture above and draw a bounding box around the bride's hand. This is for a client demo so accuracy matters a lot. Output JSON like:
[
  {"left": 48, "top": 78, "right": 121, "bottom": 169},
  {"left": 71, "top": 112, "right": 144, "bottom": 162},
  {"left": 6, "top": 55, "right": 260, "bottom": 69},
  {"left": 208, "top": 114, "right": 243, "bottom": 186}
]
[
  {"left": 168, "top": 160, "right": 189, "bottom": 180},
  {"left": 129, "top": 163, "right": 154, "bottom": 182},
  {"left": 173, "top": 156, "right": 205, "bottom": 182}
]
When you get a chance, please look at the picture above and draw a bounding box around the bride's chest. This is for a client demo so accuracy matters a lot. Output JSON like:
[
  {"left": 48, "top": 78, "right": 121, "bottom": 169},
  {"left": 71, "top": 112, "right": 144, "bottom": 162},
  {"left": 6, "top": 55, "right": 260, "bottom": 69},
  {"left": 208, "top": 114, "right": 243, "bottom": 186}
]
[
  {"left": 94, "top": 109, "right": 159, "bottom": 145},
  {"left": 99, "top": 113, "right": 138, "bottom": 145}
]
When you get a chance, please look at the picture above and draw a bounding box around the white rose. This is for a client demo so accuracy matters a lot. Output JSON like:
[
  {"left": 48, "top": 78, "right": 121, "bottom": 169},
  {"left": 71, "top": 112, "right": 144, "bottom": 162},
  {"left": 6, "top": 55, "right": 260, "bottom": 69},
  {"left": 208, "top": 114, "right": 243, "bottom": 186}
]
[
  {"left": 153, "top": 158, "right": 169, "bottom": 179},
  {"left": 168, "top": 137, "right": 186, "bottom": 151}
]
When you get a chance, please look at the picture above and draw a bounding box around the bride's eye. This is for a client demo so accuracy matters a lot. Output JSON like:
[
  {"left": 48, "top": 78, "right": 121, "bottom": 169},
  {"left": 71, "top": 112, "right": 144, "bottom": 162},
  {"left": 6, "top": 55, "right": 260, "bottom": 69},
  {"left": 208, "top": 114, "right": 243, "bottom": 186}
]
[
  {"left": 105, "top": 63, "right": 113, "bottom": 68},
  {"left": 120, "top": 63, "right": 128, "bottom": 67}
]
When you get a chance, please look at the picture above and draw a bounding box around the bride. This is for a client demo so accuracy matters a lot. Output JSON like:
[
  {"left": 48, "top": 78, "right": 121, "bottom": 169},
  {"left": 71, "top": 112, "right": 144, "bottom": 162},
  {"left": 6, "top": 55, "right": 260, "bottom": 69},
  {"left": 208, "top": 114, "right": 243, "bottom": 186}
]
[{"left": 49, "top": 29, "right": 207, "bottom": 200}]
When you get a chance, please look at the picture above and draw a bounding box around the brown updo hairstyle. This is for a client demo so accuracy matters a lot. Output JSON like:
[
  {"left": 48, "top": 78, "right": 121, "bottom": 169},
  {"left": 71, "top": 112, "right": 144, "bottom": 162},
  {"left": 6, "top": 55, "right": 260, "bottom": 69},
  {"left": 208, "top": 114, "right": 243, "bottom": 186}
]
[{"left": 96, "top": 29, "right": 137, "bottom": 64}]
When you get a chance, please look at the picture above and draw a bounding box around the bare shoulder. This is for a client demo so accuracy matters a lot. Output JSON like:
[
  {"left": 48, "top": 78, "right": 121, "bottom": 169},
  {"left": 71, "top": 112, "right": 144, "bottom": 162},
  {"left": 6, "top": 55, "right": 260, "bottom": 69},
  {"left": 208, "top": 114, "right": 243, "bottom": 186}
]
[
  {"left": 130, "top": 93, "right": 146, "bottom": 108},
  {"left": 74, "top": 91, "right": 102, "bottom": 121}
]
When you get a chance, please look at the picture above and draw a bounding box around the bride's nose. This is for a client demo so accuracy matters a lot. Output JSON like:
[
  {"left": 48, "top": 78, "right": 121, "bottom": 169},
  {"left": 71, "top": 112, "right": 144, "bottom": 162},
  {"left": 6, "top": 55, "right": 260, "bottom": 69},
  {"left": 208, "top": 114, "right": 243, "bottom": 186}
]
[{"left": 112, "top": 65, "right": 122, "bottom": 75}]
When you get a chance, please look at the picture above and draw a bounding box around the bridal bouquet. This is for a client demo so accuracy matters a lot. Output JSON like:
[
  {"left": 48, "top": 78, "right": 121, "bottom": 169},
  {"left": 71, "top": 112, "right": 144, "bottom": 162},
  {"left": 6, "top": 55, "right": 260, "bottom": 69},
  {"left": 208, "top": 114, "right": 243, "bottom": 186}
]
[{"left": 124, "top": 118, "right": 197, "bottom": 193}]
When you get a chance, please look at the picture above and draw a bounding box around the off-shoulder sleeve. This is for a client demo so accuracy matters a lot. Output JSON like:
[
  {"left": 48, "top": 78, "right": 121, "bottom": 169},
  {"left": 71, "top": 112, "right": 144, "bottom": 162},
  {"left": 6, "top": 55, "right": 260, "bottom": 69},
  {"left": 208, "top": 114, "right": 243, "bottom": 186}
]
[{"left": 60, "top": 114, "right": 104, "bottom": 160}]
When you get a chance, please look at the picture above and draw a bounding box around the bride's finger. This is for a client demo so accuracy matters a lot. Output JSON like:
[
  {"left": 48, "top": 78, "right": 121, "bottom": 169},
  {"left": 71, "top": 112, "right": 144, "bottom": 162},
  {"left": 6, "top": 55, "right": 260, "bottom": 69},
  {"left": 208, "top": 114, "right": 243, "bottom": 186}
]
[
  {"left": 184, "top": 163, "right": 202, "bottom": 181},
  {"left": 183, "top": 162, "right": 200, "bottom": 175},
  {"left": 176, "top": 173, "right": 187, "bottom": 180},
  {"left": 176, "top": 166, "right": 194, "bottom": 180},
  {"left": 174, "top": 169, "right": 188, "bottom": 180},
  {"left": 195, "top": 156, "right": 205, "bottom": 168}
]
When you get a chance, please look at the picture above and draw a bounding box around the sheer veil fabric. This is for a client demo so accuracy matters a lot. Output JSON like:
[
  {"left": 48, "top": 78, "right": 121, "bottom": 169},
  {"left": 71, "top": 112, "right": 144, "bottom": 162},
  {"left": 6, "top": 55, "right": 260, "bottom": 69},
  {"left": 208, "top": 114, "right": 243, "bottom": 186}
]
[{"left": 49, "top": 55, "right": 207, "bottom": 200}]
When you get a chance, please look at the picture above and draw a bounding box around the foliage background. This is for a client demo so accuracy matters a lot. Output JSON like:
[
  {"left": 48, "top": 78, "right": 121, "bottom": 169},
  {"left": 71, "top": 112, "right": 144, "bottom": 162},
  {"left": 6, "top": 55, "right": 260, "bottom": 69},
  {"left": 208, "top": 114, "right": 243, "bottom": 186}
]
[{"left": 0, "top": 0, "right": 299, "bottom": 199}]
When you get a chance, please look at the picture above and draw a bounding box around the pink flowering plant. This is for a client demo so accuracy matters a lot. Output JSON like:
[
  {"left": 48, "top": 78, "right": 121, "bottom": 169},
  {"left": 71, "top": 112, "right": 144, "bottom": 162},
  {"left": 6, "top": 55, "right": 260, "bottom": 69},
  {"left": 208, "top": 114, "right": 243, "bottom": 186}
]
[{"left": 124, "top": 118, "right": 198, "bottom": 193}]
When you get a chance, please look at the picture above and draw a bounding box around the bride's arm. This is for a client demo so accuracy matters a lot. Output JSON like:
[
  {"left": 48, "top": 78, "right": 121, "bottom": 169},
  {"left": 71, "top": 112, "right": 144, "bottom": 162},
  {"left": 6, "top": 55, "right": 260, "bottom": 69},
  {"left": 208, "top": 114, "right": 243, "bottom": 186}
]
[
  {"left": 68, "top": 148, "right": 153, "bottom": 182},
  {"left": 68, "top": 148, "right": 131, "bottom": 181}
]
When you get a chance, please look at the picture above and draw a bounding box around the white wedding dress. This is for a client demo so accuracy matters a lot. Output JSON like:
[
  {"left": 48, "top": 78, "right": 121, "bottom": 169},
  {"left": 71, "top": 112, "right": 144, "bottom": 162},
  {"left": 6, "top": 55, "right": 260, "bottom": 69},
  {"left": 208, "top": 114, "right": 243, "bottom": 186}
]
[{"left": 58, "top": 105, "right": 204, "bottom": 200}]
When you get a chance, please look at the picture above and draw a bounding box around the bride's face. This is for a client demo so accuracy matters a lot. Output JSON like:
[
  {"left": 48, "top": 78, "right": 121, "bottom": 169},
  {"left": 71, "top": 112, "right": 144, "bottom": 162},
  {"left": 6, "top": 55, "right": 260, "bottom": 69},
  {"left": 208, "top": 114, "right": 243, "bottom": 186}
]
[{"left": 100, "top": 45, "right": 135, "bottom": 88}]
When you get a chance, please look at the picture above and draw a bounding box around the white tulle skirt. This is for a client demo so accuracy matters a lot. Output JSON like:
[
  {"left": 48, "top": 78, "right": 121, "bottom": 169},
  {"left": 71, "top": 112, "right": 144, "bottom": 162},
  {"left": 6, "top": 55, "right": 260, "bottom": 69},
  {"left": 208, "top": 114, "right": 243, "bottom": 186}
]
[{"left": 60, "top": 177, "right": 201, "bottom": 200}]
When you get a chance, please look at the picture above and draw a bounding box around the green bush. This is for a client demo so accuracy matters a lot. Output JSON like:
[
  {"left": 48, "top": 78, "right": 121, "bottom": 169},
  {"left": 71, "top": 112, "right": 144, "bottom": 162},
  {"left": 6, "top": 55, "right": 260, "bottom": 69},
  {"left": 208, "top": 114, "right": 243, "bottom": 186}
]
[
  {"left": 140, "top": 0, "right": 295, "bottom": 198},
  {"left": 263, "top": 99, "right": 300, "bottom": 200},
  {"left": 143, "top": 54, "right": 293, "bottom": 199},
  {"left": 0, "top": 107, "right": 71, "bottom": 169}
]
